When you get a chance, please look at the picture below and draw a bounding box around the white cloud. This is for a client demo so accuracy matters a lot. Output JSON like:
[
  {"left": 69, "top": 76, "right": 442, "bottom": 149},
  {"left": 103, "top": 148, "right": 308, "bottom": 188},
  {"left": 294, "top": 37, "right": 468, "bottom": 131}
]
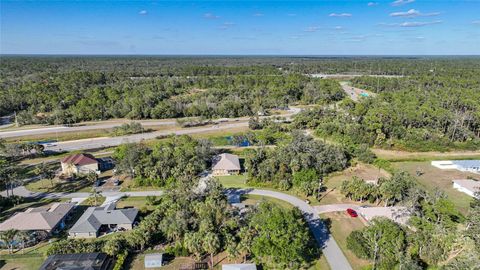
[
  {"left": 334, "top": 26, "right": 344, "bottom": 30},
  {"left": 368, "top": 2, "right": 379, "bottom": 6},
  {"left": 304, "top": 26, "right": 320, "bottom": 32},
  {"left": 391, "top": 0, "right": 415, "bottom": 6},
  {"left": 390, "top": 9, "right": 440, "bottom": 18},
  {"left": 219, "top": 22, "right": 235, "bottom": 30},
  {"left": 472, "top": 20, "right": 480, "bottom": 25},
  {"left": 380, "top": 20, "right": 443, "bottom": 27},
  {"left": 253, "top": 13, "right": 264, "bottom": 17},
  {"left": 204, "top": 13, "right": 220, "bottom": 19},
  {"left": 329, "top": 13, "right": 352, "bottom": 17},
  {"left": 138, "top": 10, "right": 148, "bottom": 15}
]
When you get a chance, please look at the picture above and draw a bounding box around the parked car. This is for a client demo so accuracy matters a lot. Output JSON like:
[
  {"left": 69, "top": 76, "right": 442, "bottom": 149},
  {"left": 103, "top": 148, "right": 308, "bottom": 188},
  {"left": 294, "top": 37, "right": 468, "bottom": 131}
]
[{"left": 346, "top": 208, "right": 358, "bottom": 218}]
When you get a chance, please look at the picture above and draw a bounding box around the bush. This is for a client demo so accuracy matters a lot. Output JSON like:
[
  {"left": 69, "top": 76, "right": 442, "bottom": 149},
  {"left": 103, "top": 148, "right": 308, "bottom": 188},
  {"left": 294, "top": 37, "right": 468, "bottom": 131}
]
[{"left": 113, "top": 251, "right": 128, "bottom": 270}]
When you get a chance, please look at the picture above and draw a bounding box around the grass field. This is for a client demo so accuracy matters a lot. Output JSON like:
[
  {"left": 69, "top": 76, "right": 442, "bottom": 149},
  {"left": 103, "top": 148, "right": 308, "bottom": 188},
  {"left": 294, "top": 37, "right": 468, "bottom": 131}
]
[
  {"left": 117, "top": 196, "right": 156, "bottom": 211},
  {"left": 393, "top": 161, "right": 477, "bottom": 214},
  {"left": 216, "top": 174, "right": 249, "bottom": 188},
  {"left": 321, "top": 212, "right": 371, "bottom": 270}
]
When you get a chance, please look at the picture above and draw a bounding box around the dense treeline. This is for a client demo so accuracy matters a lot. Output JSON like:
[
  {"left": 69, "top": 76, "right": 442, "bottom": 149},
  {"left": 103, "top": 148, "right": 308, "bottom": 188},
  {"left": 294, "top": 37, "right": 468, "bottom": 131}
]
[
  {"left": 245, "top": 132, "right": 349, "bottom": 196},
  {"left": 294, "top": 73, "right": 480, "bottom": 151},
  {"left": 0, "top": 67, "right": 343, "bottom": 124},
  {"left": 113, "top": 135, "right": 213, "bottom": 187}
]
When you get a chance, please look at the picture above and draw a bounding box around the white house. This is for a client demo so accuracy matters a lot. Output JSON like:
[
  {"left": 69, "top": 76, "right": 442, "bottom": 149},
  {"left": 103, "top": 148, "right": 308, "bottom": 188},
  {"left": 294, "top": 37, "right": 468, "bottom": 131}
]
[
  {"left": 431, "top": 160, "right": 480, "bottom": 173},
  {"left": 453, "top": 179, "right": 480, "bottom": 197}
]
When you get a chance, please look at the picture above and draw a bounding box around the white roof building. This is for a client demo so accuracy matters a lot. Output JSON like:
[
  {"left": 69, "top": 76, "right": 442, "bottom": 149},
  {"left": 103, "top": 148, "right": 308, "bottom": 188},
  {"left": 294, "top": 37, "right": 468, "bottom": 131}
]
[
  {"left": 431, "top": 160, "right": 480, "bottom": 173},
  {"left": 144, "top": 253, "right": 163, "bottom": 268},
  {"left": 222, "top": 264, "right": 257, "bottom": 270},
  {"left": 453, "top": 179, "right": 480, "bottom": 197}
]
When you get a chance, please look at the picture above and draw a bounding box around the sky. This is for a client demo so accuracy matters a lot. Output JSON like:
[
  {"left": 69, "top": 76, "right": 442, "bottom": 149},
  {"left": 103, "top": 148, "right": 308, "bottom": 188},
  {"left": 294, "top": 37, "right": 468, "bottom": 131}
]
[{"left": 1, "top": 0, "right": 479, "bottom": 55}]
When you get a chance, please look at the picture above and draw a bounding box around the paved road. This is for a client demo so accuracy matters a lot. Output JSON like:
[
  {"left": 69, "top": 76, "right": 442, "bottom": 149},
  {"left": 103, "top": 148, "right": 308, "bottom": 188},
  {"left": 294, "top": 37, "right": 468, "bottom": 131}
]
[
  {"left": 0, "top": 120, "right": 177, "bottom": 139},
  {"left": 241, "top": 189, "right": 353, "bottom": 270},
  {"left": 340, "top": 81, "right": 376, "bottom": 102},
  {"left": 40, "top": 121, "right": 249, "bottom": 152}
]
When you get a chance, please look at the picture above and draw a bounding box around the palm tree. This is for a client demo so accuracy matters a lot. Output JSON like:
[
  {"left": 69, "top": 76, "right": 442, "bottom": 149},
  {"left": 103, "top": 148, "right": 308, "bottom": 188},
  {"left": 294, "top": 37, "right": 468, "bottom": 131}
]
[
  {"left": 0, "top": 229, "right": 18, "bottom": 254},
  {"left": 203, "top": 232, "right": 220, "bottom": 268}
]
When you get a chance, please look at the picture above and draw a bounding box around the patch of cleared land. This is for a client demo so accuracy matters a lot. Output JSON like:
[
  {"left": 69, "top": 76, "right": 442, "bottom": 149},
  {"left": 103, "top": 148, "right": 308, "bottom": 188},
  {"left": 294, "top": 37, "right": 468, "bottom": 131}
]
[
  {"left": 373, "top": 148, "right": 480, "bottom": 161},
  {"left": 321, "top": 212, "right": 370, "bottom": 270},
  {"left": 321, "top": 163, "right": 390, "bottom": 205},
  {"left": 25, "top": 177, "right": 93, "bottom": 193},
  {"left": 393, "top": 161, "right": 478, "bottom": 214}
]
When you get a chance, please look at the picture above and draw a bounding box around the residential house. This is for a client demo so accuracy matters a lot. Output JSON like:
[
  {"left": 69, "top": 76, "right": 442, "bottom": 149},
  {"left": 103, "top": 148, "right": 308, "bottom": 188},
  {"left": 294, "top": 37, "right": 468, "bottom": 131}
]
[
  {"left": 69, "top": 203, "right": 138, "bottom": 238},
  {"left": 61, "top": 153, "right": 100, "bottom": 176},
  {"left": 0, "top": 203, "right": 74, "bottom": 234},
  {"left": 431, "top": 160, "right": 480, "bottom": 173},
  {"left": 39, "top": 252, "right": 113, "bottom": 270},
  {"left": 453, "top": 179, "right": 480, "bottom": 197},
  {"left": 212, "top": 153, "right": 241, "bottom": 176}
]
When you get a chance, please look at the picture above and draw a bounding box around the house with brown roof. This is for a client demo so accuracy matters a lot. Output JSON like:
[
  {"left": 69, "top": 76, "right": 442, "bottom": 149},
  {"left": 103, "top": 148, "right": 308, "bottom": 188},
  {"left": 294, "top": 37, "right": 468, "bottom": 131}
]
[
  {"left": 212, "top": 153, "right": 241, "bottom": 176},
  {"left": 61, "top": 153, "right": 100, "bottom": 176},
  {"left": 0, "top": 203, "right": 75, "bottom": 233}
]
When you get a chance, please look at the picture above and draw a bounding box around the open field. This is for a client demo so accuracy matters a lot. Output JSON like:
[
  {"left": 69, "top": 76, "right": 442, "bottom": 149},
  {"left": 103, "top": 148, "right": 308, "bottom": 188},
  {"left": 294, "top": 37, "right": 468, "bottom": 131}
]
[
  {"left": 117, "top": 196, "right": 156, "bottom": 211},
  {"left": 321, "top": 212, "right": 370, "bottom": 270},
  {"left": 25, "top": 177, "right": 93, "bottom": 193},
  {"left": 373, "top": 148, "right": 480, "bottom": 162},
  {"left": 393, "top": 161, "right": 478, "bottom": 214},
  {"left": 0, "top": 255, "right": 45, "bottom": 270}
]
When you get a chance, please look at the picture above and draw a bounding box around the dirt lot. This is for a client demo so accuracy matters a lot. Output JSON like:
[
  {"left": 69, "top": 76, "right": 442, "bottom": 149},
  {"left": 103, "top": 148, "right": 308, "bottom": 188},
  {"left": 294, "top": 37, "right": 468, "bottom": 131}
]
[{"left": 393, "top": 161, "right": 478, "bottom": 214}]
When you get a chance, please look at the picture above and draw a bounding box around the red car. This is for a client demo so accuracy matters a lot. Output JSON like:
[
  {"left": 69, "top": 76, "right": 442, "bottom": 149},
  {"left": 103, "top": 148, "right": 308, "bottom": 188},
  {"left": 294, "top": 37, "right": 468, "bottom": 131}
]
[{"left": 346, "top": 208, "right": 358, "bottom": 218}]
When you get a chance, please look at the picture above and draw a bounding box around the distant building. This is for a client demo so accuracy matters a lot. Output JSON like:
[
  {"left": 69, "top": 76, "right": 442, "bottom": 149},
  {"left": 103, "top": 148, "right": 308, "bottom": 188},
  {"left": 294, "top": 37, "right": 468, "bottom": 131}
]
[
  {"left": 453, "top": 179, "right": 480, "bottom": 197},
  {"left": 0, "top": 203, "right": 74, "bottom": 233},
  {"left": 69, "top": 203, "right": 138, "bottom": 238},
  {"left": 61, "top": 153, "right": 100, "bottom": 176},
  {"left": 222, "top": 264, "right": 257, "bottom": 270},
  {"left": 431, "top": 160, "right": 480, "bottom": 173},
  {"left": 144, "top": 253, "right": 163, "bottom": 268},
  {"left": 39, "top": 252, "right": 113, "bottom": 270},
  {"left": 212, "top": 153, "right": 241, "bottom": 176}
]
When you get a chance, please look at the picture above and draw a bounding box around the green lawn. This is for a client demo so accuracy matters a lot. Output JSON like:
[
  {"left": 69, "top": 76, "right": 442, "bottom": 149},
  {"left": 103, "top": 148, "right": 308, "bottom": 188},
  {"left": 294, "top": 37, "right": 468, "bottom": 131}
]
[
  {"left": 216, "top": 174, "right": 249, "bottom": 188},
  {"left": 0, "top": 255, "right": 46, "bottom": 270},
  {"left": 26, "top": 177, "right": 93, "bottom": 193}
]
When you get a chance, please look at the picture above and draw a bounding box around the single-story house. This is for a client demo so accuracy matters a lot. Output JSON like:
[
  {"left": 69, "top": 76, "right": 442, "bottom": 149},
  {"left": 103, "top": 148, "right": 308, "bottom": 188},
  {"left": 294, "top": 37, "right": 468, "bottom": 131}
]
[
  {"left": 358, "top": 207, "right": 410, "bottom": 225},
  {"left": 39, "top": 252, "right": 113, "bottom": 270},
  {"left": 222, "top": 264, "right": 257, "bottom": 270},
  {"left": 145, "top": 253, "right": 163, "bottom": 268},
  {"left": 61, "top": 153, "right": 100, "bottom": 176},
  {"left": 212, "top": 153, "right": 241, "bottom": 176},
  {"left": 0, "top": 202, "right": 74, "bottom": 233},
  {"left": 431, "top": 160, "right": 480, "bottom": 173},
  {"left": 69, "top": 203, "right": 138, "bottom": 238},
  {"left": 453, "top": 179, "right": 480, "bottom": 197}
]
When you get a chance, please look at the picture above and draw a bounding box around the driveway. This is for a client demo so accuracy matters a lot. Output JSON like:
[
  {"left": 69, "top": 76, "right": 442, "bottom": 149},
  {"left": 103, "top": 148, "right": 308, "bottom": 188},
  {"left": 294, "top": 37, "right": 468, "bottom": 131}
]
[
  {"left": 315, "top": 204, "right": 360, "bottom": 214},
  {"left": 240, "top": 189, "right": 353, "bottom": 270}
]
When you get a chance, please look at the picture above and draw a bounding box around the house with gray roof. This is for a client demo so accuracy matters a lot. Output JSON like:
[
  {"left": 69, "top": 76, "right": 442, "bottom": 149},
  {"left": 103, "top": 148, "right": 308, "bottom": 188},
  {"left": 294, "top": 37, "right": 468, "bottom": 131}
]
[
  {"left": 431, "top": 160, "right": 480, "bottom": 173},
  {"left": 212, "top": 153, "right": 241, "bottom": 176},
  {"left": 69, "top": 203, "right": 138, "bottom": 238}
]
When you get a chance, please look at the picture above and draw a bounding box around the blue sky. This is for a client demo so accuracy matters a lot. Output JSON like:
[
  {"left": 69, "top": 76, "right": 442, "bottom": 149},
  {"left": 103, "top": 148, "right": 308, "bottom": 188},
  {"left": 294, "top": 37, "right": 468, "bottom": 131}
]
[{"left": 1, "top": 0, "right": 479, "bottom": 55}]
